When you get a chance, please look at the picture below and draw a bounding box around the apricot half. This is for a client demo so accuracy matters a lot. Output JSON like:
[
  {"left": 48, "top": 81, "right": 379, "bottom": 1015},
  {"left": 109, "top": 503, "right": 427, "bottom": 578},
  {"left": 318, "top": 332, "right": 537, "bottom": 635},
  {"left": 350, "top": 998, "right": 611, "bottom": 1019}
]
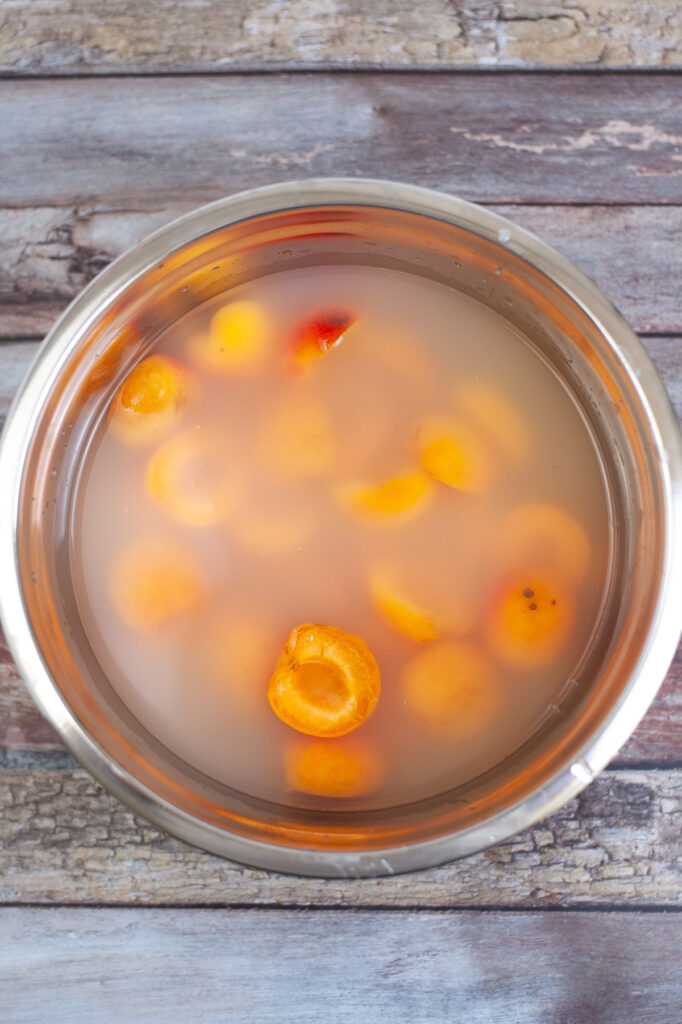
[
  {"left": 288, "top": 311, "right": 355, "bottom": 374},
  {"left": 456, "top": 381, "right": 530, "bottom": 463},
  {"left": 369, "top": 568, "right": 440, "bottom": 643},
  {"left": 109, "top": 540, "right": 203, "bottom": 632},
  {"left": 285, "top": 739, "right": 382, "bottom": 798},
  {"left": 339, "top": 470, "right": 432, "bottom": 523},
  {"left": 416, "top": 417, "right": 493, "bottom": 494},
  {"left": 145, "top": 429, "right": 243, "bottom": 527},
  {"left": 268, "top": 624, "right": 381, "bottom": 738},
  {"left": 191, "top": 300, "right": 270, "bottom": 375},
  {"left": 485, "top": 573, "right": 575, "bottom": 669},
  {"left": 369, "top": 563, "right": 476, "bottom": 643},
  {"left": 259, "top": 395, "right": 336, "bottom": 478},
  {"left": 402, "top": 641, "right": 500, "bottom": 735},
  {"left": 109, "top": 355, "right": 190, "bottom": 445},
  {"left": 499, "top": 503, "right": 590, "bottom": 585}
]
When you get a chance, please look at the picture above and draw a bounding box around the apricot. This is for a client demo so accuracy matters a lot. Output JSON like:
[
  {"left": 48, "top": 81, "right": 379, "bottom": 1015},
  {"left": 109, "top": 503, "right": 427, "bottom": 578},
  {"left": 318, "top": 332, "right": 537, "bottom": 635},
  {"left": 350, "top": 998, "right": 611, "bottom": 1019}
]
[
  {"left": 268, "top": 623, "right": 381, "bottom": 738},
  {"left": 369, "top": 568, "right": 440, "bottom": 643},
  {"left": 339, "top": 471, "right": 432, "bottom": 523},
  {"left": 288, "top": 310, "right": 355, "bottom": 374},
  {"left": 485, "top": 574, "right": 575, "bottom": 669},
  {"left": 259, "top": 395, "right": 336, "bottom": 478},
  {"left": 109, "top": 355, "right": 189, "bottom": 445},
  {"left": 416, "top": 417, "right": 493, "bottom": 494},
  {"left": 191, "top": 300, "right": 270, "bottom": 375},
  {"left": 499, "top": 503, "right": 590, "bottom": 585},
  {"left": 402, "top": 641, "right": 500, "bottom": 735},
  {"left": 195, "top": 610, "right": 279, "bottom": 715},
  {"left": 285, "top": 739, "right": 383, "bottom": 798},
  {"left": 145, "top": 429, "right": 242, "bottom": 527},
  {"left": 455, "top": 381, "right": 530, "bottom": 462},
  {"left": 109, "top": 540, "right": 203, "bottom": 632}
]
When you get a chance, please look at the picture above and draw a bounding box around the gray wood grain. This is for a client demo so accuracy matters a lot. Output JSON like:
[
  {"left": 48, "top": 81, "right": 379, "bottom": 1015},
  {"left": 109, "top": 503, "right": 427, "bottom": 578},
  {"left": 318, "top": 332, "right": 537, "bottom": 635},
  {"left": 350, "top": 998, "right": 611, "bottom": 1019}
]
[
  {"left": 2, "top": 907, "right": 682, "bottom": 1024},
  {"left": 1, "top": 767, "right": 679, "bottom": 906},
  {"left": 2, "top": 1, "right": 681, "bottom": 74},
  {"left": 2, "top": 76, "right": 682, "bottom": 207},
  {"left": 3, "top": 204, "right": 682, "bottom": 338}
]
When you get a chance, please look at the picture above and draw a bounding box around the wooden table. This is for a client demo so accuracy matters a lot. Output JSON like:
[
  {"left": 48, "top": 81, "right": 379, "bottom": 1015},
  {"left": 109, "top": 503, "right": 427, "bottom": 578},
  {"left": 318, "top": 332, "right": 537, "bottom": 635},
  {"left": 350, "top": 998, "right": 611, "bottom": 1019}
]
[{"left": 1, "top": 4, "right": 681, "bottom": 1021}]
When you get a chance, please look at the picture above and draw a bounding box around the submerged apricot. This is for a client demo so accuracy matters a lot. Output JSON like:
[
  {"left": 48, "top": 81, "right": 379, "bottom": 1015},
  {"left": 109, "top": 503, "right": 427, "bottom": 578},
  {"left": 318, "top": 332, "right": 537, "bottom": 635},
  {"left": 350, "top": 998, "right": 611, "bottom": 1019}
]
[
  {"left": 369, "top": 562, "right": 477, "bottom": 643},
  {"left": 369, "top": 568, "right": 440, "bottom": 643},
  {"left": 288, "top": 311, "right": 355, "bottom": 374},
  {"left": 402, "top": 641, "right": 499, "bottom": 735},
  {"left": 195, "top": 610, "right": 278, "bottom": 716},
  {"left": 416, "top": 417, "right": 493, "bottom": 494},
  {"left": 191, "top": 300, "right": 270, "bottom": 375},
  {"left": 455, "top": 381, "right": 530, "bottom": 462},
  {"left": 109, "top": 540, "right": 203, "bottom": 632},
  {"left": 145, "top": 429, "right": 242, "bottom": 527},
  {"left": 340, "top": 471, "right": 432, "bottom": 523},
  {"left": 109, "top": 355, "right": 189, "bottom": 445},
  {"left": 268, "top": 624, "right": 381, "bottom": 738},
  {"left": 485, "top": 574, "right": 575, "bottom": 669},
  {"left": 259, "top": 395, "right": 336, "bottom": 478},
  {"left": 499, "top": 504, "right": 590, "bottom": 585},
  {"left": 285, "top": 739, "right": 383, "bottom": 798}
]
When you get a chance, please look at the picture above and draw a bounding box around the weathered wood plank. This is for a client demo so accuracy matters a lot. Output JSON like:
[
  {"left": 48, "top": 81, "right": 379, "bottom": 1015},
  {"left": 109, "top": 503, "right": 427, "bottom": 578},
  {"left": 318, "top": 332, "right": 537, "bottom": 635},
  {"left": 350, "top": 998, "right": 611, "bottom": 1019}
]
[
  {"left": 0, "top": 767, "right": 679, "bottom": 906},
  {"left": 1, "top": 1, "right": 681, "bottom": 74},
  {"left": 2, "top": 76, "right": 682, "bottom": 207},
  {"left": 3, "top": 204, "right": 682, "bottom": 337},
  {"left": 3, "top": 911, "right": 682, "bottom": 1024}
]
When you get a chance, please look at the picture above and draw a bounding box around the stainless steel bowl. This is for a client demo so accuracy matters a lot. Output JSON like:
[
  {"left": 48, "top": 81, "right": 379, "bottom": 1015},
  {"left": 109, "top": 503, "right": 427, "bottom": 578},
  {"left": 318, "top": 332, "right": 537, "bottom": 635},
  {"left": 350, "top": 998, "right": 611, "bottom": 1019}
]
[{"left": 1, "top": 179, "right": 680, "bottom": 877}]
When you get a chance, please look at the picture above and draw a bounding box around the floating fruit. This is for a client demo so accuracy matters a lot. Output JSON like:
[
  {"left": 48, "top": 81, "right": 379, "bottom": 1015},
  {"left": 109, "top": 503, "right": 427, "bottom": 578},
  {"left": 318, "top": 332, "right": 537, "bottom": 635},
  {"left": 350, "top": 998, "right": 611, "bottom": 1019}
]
[
  {"left": 268, "top": 623, "right": 381, "bottom": 738},
  {"left": 498, "top": 503, "right": 590, "bottom": 585},
  {"left": 416, "top": 416, "right": 493, "bottom": 494},
  {"left": 285, "top": 739, "right": 383, "bottom": 798},
  {"left": 109, "top": 540, "right": 203, "bottom": 632},
  {"left": 145, "top": 428, "right": 243, "bottom": 527},
  {"left": 485, "top": 573, "right": 575, "bottom": 669},
  {"left": 369, "top": 567, "right": 440, "bottom": 643},
  {"left": 109, "top": 354, "right": 190, "bottom": 445},
  {"left": 339, "top": 470, "right": 432, "bottom": 523},
  {"left": 455, "top": 381, "right": 530, "bottom": 462},
  {"left": 191, "top": 300, "right": 270, "bottom": 375},
  {"left": 288, "top": 311, "right": 355, "bottom": 374},
  {"left": 259, "top": 394, "right": 336, "bottom": 478},
  {"left": 402, "top": 641, "right": 500, "bottom": 735}
]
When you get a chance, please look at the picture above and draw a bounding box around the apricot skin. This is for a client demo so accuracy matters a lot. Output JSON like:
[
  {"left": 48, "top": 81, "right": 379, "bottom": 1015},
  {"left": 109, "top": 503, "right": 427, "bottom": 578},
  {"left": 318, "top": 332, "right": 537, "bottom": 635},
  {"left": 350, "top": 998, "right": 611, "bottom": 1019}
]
[
  {"left": 402, "top": 641, "right": 500, "bottom": 736},
  {"left": 109, "top": 541, "right": 203, "bottom": 632},
  {"left": 340, "top": 471, "right": 432, "bottom": 523},
  {"left": 485, "top": 574, "right": 575, "bottom": 669},
  {"left": 109, "top": 355, "right": 190, "bottom": 445},
  {"left": 285, "top": 739, "right": 383, "bottom": 798},
  {"left": 268, "top": 624, "right": 381, "bottom": 738}
]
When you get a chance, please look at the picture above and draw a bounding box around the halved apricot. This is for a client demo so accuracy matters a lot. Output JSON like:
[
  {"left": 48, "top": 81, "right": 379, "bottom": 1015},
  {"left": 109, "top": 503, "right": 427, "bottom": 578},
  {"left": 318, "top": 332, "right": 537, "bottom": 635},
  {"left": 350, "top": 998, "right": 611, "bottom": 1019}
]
[
  {"left": 109, "top": 354, "right": 190, "bottom": 445},
  {"left": 455, "top": 381, "right": 530, "bottom": 462},
  {"left": 285, "top": 739, "right": 383, "bottom": 798},
  {"left": 369, "top": 567, "right": 440, "bottom": 643},
  {"left": 268, "top": 623, "right": 381, "bottom": 738},
  {"left": 191, "top": 300, "right": 270, "bottom": 375},
  {"left": 498, "top": 503, "right": 590, "bottom": 585},
  {"left": 109, "top": 540, "right": 203, "bottom": 632},
  {"left": 145, "top": 428, "right": 243, "bottom": 527},
  {"left": 485, "top": 573, "right": 575, "bottom": 669},
  {"left": 369, "top": 562, "right": 477, "bottom": 643},
  {"left": 259, "top": 394, "right": 336, "bottom": 478},
  {"left": 416, "top": 417, "right": 493, "bottom": 494},
  {"left": 288, "top": 310, "right": 355, "bottom": 374},
  {"left": 339, "top": 470, "right": 432, "bottom": 523},
  {"left": 402, "top": 641, "right": 500, "bottom": 735}
]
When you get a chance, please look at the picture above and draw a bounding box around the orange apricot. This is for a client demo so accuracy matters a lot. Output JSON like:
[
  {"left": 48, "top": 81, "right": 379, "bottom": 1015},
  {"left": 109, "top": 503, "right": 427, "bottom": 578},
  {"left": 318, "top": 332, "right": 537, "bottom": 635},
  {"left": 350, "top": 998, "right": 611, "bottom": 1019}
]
[
  {"left": 259, "top": 394, "right": 336, "bottom": 478},
  {"left": 109, "top": 354, "right": 190, "bottom": 445},
  {"left": 485, "top": 573, "right": 575, "bottom": 669},
  {"left": 402, "top": 641, "right": 500, "bottom": 735},
  {"left": 268, "top": 623, "right": 381, "bottom": 738},
  {"left": 369, "top": 563, "right": 477, "bottom": 643},
  {"left": 285, "top": 739, "right": 383, "bottom": 798},
  {"left": 145, "top": 428, "right": 243, "bottom": 527},
  {"left": 109, "top": 540, "right": 203, "bottom": 632},
  {"left": 339, "top": 470, "right": 432, "bottom": 523},
  {"left": 455, "top": 381, "right": 530, "bottom": 462},
  {"left": 416, "top": 416, "right": 493, "bottom": 494},
  {"left": 288, "top": 310, "right": 355, "bottom": 374},
  {"left": 498, "top": 503, "right": 590, "bottom": 585},
  {"left": 369, "top": 567, "right": 440, "bottom": 643},
  {"left": 191, "top": 300, "right": 270, "bottom": 375}
]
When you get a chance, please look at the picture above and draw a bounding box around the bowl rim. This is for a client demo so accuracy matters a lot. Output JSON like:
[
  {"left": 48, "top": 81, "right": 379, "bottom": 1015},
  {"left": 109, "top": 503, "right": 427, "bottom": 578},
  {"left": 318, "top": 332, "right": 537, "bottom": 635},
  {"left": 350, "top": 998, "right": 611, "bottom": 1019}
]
[{"left": 1, "top": 177, "right": 681, "bottom": 877}]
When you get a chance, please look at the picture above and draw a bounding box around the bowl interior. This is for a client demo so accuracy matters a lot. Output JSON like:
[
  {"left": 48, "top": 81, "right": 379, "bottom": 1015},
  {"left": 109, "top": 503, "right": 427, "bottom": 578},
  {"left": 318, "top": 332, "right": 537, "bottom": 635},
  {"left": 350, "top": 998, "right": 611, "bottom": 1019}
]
[{"left": 6, "top": 192, "right": 674, "bottom": 872}]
